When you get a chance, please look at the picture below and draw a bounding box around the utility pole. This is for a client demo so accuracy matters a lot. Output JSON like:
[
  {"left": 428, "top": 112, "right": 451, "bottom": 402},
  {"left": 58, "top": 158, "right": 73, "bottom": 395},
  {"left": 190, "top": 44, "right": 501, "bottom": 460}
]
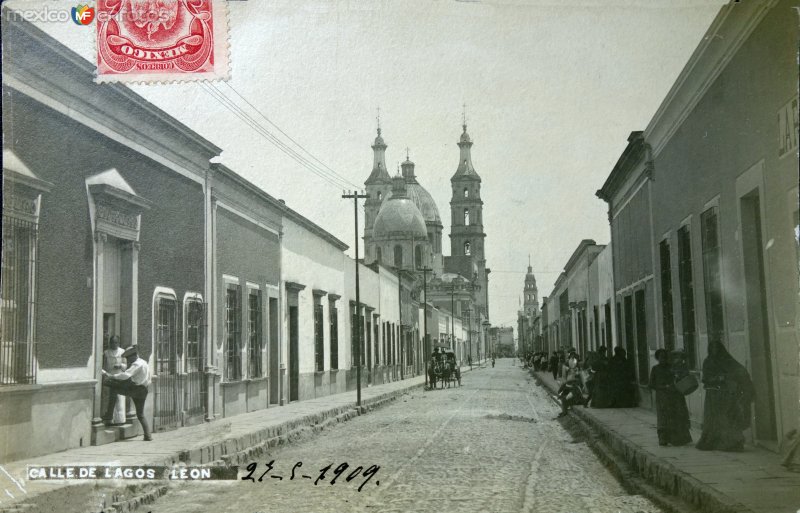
[
  {"left": 419, "top": 266, "right": 432, "bottom": 387},
  {"left": 342, "top": 190, "right": 368, "bottom": 407}
]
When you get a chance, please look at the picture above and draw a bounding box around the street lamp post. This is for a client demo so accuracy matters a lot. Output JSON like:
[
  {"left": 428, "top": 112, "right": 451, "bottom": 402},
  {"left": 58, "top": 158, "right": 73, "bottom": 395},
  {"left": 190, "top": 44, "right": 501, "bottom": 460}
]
[
  {"left": 466, "top": 307, "right": 472, "bottom": 370},
  {"left": 449, "top": 280, "right": 456, "bottom": 355},
  {"left": 482, "top": 320, "right": 491, "bottom": 363},
  {"left": 395, "top": 266, "right": 404, "bottom": 381}
]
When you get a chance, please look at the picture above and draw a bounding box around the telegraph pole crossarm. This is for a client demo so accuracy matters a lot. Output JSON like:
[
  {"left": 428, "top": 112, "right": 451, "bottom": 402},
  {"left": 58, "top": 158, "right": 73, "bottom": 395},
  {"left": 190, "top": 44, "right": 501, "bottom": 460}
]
[{"left": 342, "top": 190, "right": 369, "bottom": 407}]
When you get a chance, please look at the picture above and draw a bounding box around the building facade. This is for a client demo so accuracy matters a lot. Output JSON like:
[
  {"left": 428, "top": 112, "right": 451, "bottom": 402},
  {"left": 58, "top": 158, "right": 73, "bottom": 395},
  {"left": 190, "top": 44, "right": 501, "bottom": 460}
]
[
  {"left": 0, "top": 17, "right": 425, "bottom": 462},
  {"left": 598, "top": 0, "right": 799, "bottom": 447}
]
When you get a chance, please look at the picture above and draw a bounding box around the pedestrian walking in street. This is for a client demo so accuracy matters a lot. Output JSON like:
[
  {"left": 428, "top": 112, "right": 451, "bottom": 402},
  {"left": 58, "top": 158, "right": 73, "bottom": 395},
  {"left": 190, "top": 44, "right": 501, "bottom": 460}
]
[
  {"left": 696, "top": 341, "right": 754, "bottom": 452},
  {"left": 102, "top": 346, "right": 153, "bottom": 441},
  {"left": 549, "top": 352, "right": 559, "bottom": 380},
  {"left": 649, "top": 349, "right": 692, "bottom": 446},
  {"left": 608, "top": 347, "right": 637, "bottom": 407},
  {"left": 102, "top": 335, "right": 127, "bottom": 426}
]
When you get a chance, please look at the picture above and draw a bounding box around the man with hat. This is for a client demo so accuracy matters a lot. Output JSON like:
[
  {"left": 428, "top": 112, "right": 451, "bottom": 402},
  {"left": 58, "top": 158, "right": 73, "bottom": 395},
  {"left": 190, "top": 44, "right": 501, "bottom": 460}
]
[{"left": 101, "top": 345, "right": 152, "bottom": 441}]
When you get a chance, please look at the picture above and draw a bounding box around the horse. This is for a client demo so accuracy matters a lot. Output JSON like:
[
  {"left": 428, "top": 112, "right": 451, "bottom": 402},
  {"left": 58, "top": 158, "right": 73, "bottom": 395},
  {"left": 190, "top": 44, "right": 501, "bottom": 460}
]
[{"left": 428, "top": 359, "right": 444, "bottom": 389}]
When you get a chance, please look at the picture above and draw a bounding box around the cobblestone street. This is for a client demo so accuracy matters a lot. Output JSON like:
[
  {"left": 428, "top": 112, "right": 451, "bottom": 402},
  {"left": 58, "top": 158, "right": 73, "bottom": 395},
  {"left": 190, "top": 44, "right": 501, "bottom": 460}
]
[{"left": 150, "top": 360, "right": 662, "bottom": 513}]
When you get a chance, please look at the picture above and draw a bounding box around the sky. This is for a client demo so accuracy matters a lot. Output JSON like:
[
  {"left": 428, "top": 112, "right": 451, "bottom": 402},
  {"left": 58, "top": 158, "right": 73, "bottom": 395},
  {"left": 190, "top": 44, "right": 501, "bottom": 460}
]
[{"left": 19, "top": 0, "right": 726, "bottom": 331}]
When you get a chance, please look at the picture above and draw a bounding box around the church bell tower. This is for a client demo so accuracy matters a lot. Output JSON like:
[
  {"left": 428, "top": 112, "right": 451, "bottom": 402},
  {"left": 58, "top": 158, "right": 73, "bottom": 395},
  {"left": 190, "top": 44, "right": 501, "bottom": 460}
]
[{"left": 449, "top": 117, "right": 488, "bottom": 314}]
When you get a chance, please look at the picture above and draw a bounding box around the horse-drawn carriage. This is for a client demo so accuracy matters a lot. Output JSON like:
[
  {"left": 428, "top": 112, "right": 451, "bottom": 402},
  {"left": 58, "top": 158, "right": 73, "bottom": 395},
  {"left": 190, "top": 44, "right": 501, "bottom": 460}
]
[{"left": 428, "top": 349, "right": 461, "bottom": 389}]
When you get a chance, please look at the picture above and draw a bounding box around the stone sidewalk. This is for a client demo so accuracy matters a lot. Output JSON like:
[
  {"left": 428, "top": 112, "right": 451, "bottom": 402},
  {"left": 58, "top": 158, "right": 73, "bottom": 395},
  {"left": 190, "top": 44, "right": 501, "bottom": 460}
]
[
  {"left": 0, "top": 366, "right": 479, "bottom": 513},
  {"left": 532, "top": 370, "right": 800, "bottom": 513}
]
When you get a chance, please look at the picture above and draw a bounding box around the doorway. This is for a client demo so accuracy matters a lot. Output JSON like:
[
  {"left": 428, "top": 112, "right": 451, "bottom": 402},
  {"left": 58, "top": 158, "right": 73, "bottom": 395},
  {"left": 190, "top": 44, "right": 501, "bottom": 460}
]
[
  {"left": 269, "top": 297, "right": 279, "bottom": 404},
  {"left": 740, "top": 191, "right": 777, "bottom": 441},
  {"left": 634, "top": 289, "right": 649, "bottom": 385},
  {"left": 288, "top": 305, "right": 299, "bottom": 402}
]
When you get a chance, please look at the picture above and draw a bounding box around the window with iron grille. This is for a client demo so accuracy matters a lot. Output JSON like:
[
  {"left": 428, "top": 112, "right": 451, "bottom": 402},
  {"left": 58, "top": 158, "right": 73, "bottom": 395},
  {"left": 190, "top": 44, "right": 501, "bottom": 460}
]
[
  {"left": 1, "top": 218, "right": 37, "bottom": 385},
  {"left": 701, "top": 207, "right": 724, "bottom": 347},
  {"left": 659, "top": 239, "right": 675, "bottom": 351},
  {"left": 373, "top": 318, "right": 379, "bottom": 368},
  {"left": 677, "top": 225, "right": 697, "bottom": 368},
  {"left": 185, "top": 296, "right": 203, "bottom": 373},
  {"left": 248, "top": 289, "right": 263, "bottom": 378},
  {"left": 225, "top": 284, "right": 242, "bottom": 381},
  {"left": 183, "top": 297, "right": 205, "bottom": 417},
  {"left": 329, "top": 302, "right": 338, "bottom": 370},
  {"left": 314, "top": 301, "right": 324, "bottom": 372},
  {"left": 156, "top": 294, "right": 177, "bottom": 376}
]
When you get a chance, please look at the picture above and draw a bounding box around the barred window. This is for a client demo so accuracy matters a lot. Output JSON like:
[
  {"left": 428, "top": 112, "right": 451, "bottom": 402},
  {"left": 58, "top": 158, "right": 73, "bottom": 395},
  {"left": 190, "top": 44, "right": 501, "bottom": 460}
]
[
  {"left": 701, "top": 207, "right": 724, "bottom": 347},
  {"left": 225, "top": 284, "right": 242, "bottom": 381},
  {"left": 330, "top": 302, "right": 339, "bottom": 370},
  {"left": 314, "top": 299, "right": 324, "bottom": 372},
  {"left": 659, "top": 239, "right": 675, "bottom": 351},
  {"left": 677, "top": 225, "right": 697, "bottom": 368},
  {"left": 1, "top": 218, "right": 37, "bottom": 385},
  {"left": 155, "top": 294, "right": 178, "bottom": 377},
  {"left": 248, "top": 289, "right": 263, "bottom": 378},
  {"left": 185, "top": 296, "right": 203, "bottom": 373}
]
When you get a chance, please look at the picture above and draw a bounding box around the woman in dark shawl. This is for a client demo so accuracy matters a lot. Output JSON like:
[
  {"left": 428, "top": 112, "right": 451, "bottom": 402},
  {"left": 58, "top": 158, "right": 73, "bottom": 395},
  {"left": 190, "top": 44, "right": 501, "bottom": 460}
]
[
  {"left": 649, "top": 349, "right": 692, "bottom": 446},
  {"left": 696, "top": 341, "right": 755, "bottom": 451},
  {"left": 589, "top": 346, "right": 613, "bottom": 408},
  {"left": 608, "top": 347, "right": 637, "bottom": 407}
]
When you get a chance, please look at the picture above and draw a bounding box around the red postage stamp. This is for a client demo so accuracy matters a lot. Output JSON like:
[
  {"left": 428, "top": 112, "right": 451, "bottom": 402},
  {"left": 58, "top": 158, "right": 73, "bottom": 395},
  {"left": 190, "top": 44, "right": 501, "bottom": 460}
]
[{"left": 96, "top": 0, "right": 229, "bottom": 82}]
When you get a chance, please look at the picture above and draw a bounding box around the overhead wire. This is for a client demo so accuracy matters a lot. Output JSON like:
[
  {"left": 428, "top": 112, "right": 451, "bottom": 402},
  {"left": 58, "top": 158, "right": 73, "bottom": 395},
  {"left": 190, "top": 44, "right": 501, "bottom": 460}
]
[
  {"left": 221, "top": 82, "right": 353, "bottom": 188},
  {"left": 200, "top": 82, "right": 350, "bottom": 190},
  {"left": 198, "top": 82, "right": 360, "bottom": 191}
]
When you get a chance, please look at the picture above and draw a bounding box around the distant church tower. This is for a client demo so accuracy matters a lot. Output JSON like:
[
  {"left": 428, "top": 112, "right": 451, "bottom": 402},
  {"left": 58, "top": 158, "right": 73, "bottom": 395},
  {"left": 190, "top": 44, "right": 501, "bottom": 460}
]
[
  {"left": 448, "top": 118, "right": 488, "bottom": 316},
  {"left": 523, "top": 256, "right": 539, "bottom": 318},
  {"left": 363, "top": 124, "right": 392, "bottom": 263}
]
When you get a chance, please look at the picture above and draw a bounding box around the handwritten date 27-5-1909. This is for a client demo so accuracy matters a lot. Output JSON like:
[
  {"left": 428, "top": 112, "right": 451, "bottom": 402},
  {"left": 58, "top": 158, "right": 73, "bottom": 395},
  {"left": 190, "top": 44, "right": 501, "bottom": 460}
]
[{"left": 241, "top": 461, "right": 380, "bottom": 492}]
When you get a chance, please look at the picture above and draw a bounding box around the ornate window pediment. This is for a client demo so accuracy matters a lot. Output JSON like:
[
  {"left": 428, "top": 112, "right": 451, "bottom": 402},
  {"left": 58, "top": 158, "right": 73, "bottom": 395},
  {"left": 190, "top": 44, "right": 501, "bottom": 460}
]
[
  {"left": 87, "top": 169, "right": 150, "bottom": 241},
  {"left": 2, "top": 150, "right": 53, "bottom": 224}
]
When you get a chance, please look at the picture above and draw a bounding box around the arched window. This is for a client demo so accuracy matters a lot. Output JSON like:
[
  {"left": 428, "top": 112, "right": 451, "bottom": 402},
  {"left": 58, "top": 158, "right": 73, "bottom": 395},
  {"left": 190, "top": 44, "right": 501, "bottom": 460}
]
[
  {"left": 415, "top": 245, "right": 423, "bottom": 269},
  {"left": 377, "top": 191, "right": 382, "bottom": 201},
  {"left": 464, "top": 187, "right": 469, "bottom": 198},
  {"left": 376, "top": 247, "right": 382, "bottom": 264},
  {"left": 464, "top": 241, "right": 471, "bottom": 256},
  {"left": 464, "top": 208, "right": 470, "bottom": 226},
  {"left": 394, "top": 245, "right": 403, "bottom": 267}
]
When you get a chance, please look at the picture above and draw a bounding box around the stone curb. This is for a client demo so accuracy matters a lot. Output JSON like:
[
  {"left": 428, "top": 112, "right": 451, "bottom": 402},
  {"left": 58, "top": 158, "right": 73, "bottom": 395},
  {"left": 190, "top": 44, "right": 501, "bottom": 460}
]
[
  {"left": 531, "top": 371, "right": 755, "bottom": 513},
  {"left": 0, "top": 379, "right": 427, "bottom": 513}
]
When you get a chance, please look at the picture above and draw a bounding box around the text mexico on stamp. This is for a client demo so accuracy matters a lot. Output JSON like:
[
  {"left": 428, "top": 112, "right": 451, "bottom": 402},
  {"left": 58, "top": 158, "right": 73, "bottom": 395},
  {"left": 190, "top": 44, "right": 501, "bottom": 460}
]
[{"left": 96, "top": 0, "right": 229, "bottom": 83}]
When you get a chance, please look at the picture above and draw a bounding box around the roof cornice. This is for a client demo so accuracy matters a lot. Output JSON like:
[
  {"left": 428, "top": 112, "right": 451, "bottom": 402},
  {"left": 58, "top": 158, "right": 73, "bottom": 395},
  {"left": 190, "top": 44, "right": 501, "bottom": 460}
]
[
  {"left": 643, "top": 0, "right": 778, "bottom": 158},
  {"left": 2, "top": 12, "right": 221, "bottom": 177}
]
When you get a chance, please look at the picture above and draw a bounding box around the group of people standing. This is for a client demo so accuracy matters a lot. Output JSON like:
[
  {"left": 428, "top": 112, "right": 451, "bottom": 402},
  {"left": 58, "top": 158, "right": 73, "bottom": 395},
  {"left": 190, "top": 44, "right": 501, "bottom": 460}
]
[
  {"left": 101, "top": 335, "right": 153, "bottom": 441},
  {"left": 648, "top": 342, "right": 755, "bottom": 451},
  {"left": 527, "top": 340, "right": 756, "bottom": 453},
  {"left": 525, "top": 346, "right": 638, "bottom": 413}
]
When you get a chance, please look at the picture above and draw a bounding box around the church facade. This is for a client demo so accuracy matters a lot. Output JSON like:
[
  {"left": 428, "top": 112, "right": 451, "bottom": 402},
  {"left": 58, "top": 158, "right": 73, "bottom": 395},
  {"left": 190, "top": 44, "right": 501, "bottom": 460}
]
[
  {"left": 362, "top": 122, "right": 490, "bottom": 363},
  {"left": 518, "top": 259, "right": 541, "bottom": 356}
]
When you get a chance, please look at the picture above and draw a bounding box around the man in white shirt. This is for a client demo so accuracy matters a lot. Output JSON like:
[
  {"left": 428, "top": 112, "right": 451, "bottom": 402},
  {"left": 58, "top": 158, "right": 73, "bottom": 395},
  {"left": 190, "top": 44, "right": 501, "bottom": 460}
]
[{"left": 102, "top": 345, "right": 152, "bottom": 441}]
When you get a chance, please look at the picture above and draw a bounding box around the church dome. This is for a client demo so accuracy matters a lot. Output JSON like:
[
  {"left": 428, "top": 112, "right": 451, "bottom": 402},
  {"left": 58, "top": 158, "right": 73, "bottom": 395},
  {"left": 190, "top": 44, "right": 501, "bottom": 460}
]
[
  {"left": 389, "top": 183, "right": 441, "bottom": 225},
  {"left": 373, "top": 176, "right": 428, "bottom": 240},
  {"left": 388, "top": 157, "right": 442, "bottom": 225}
]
